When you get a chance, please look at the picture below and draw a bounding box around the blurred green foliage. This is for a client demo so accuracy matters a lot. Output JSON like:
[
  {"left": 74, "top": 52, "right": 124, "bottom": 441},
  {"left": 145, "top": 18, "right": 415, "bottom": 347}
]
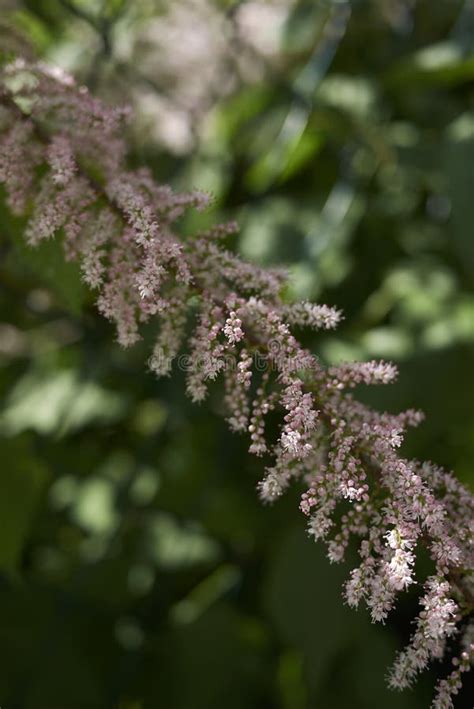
[{"left": 0, "top": 0, "right": 473, "bottom": 707}]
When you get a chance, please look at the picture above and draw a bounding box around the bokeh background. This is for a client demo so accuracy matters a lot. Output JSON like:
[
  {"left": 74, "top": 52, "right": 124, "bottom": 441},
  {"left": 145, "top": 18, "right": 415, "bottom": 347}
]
[{"left": 0, "top": 1, "right": 473, "bottom": 707}]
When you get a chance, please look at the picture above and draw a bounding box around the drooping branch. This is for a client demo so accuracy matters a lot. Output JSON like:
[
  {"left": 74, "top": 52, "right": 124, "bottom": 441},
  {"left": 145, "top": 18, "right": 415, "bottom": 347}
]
[{"left": 0, "top": 57, "right": 472, "bottom": 708}]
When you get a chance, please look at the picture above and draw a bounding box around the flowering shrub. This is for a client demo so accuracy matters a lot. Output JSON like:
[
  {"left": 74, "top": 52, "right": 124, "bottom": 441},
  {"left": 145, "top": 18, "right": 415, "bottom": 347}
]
[{"left": 0, "top": 57, "right": 472, "bottom": 708}]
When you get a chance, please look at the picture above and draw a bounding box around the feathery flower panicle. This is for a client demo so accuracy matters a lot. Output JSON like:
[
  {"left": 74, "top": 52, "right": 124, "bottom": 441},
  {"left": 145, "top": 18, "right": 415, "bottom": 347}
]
[{"left": 0, "top": 57, "right": 472, "bottom": 708}]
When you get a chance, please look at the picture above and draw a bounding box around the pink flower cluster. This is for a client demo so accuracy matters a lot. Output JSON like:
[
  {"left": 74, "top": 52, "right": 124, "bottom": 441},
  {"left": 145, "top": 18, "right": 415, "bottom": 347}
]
[{"left": 0, "top": 58, "right": 472, "bottom": 707}]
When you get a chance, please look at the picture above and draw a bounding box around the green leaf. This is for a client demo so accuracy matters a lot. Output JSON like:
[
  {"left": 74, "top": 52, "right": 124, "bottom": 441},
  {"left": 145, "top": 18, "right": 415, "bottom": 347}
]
[
  {"left": 0, "top": 368, "right": 126, "bottom": 437},
  {"left": 0, "top": 437, "right": 49, "bottom": 575},
  {"left": 386, "top": 41, "right": 474, "bottom": 88},
  {"left": 444, "top": 114, "right": 474, "bottom": 278}
]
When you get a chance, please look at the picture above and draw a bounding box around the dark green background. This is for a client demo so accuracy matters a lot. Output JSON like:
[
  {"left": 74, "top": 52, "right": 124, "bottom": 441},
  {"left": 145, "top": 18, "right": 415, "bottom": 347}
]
[{"left": 0, "top": 1, "right": 473, "bottom": 707}]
